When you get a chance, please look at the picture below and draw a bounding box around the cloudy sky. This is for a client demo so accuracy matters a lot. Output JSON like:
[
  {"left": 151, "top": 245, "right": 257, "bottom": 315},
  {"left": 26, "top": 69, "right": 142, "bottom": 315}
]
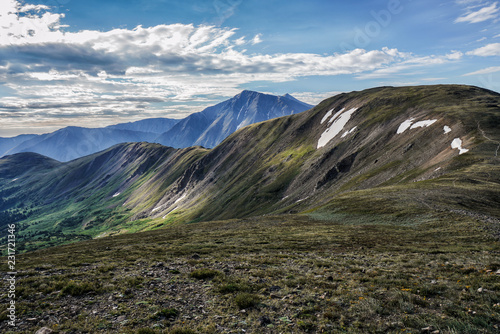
[{"left": 0, "top": 0, "right": 499, "bottom": 136}]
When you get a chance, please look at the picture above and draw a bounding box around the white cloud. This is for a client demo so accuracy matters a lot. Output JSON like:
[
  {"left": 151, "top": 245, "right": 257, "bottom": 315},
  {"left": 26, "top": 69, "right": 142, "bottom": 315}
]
[
  {"left": 251, "top": 33, "right": 262, "bottom": 45},
  {"left": 234, "top": 36, "right": 246, "bottom": 45},
  {"left": 455, "top": 2, "right": 500, "bottom": 23},
  {"left": 355, "top": 52, "right": 462, "bottom": 80},
  {"left": 0, "top": 0, "right": 66, "bottom": 45},
  {"left": 467, "top": 42, "right": 500, "bottom": 55},
  {"left": 446, "top": 50, "right": 464, "bottom": 59},
  {"left": 463, "top": 65, "right": 500, "bottom": 75},
  {"left": 290, "top": 91, "right": 343, "bottom": 105},
  {"left": 19, "top": 4, "right": 50, "bottom": 12},
  {"left": 455, "top": 0, "right": 484, "bottom": 4},
  {"left": 211, "top": 0, "right": 242, "bottom": 25},
  {"left": 421, "top": 77, "right": 447, "bottom": 81}
]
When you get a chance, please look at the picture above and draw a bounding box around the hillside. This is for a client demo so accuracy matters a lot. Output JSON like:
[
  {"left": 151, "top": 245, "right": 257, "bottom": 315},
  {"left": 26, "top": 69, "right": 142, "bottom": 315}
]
[{"left": 0, "top": 84, "right": 499, "bottom": 250}]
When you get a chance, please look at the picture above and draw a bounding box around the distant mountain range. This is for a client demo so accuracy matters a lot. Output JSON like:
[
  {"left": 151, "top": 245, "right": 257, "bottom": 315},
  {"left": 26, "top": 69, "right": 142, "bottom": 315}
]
[
  {"left": 0, "top": 91, "right": 313, "bottom": 162},
  {"left": 1, "top": 84, "right": 499, "bottom": 251},
  {"left": 1, "top": 127, "right": 159, "bottom": 163},
  {"left": 0, "top": 134, "right": 38, "bottom": 157}
]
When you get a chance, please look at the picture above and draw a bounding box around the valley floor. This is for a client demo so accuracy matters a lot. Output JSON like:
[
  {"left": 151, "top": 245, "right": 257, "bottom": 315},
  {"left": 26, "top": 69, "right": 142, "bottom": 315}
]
[{"left": 1, "top": 214, "right": 499, "bottom": 333}]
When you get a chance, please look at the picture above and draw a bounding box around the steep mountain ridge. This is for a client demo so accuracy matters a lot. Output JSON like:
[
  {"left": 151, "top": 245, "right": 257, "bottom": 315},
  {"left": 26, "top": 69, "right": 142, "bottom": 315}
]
[
  {"left": 1, "top": 85, "right": 498, "bottom": 249},
  {"left": 106, "top": 117, "right": 179, "bottom": 134}
]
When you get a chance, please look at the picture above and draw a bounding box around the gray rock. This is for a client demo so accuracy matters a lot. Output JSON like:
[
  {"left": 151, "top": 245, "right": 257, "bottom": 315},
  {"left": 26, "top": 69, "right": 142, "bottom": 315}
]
[{"left": 35, "top": 327, "right": 53, "bottom": 334}]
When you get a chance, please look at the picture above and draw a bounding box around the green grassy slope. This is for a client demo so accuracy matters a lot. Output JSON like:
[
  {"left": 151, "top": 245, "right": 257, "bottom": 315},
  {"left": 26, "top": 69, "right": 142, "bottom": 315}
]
[{"left": 0, "top": 143, "right": 209, "bottom": 251}]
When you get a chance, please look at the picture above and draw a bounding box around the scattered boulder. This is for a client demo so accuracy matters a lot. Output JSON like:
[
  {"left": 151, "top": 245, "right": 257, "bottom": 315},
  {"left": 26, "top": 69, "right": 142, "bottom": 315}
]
[
  {"left": 268, "top": 285, "right": 282, "bottom": 293},
  {"left": 259, "top": 315, "right": 272, "bottom": 326},
  {"left": 151, "top": 262, "right": 164, "bottom": 268}
]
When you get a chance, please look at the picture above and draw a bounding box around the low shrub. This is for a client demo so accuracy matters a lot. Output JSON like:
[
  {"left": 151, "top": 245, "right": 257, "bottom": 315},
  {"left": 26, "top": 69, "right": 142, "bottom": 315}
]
[
  {"left": 234, "top": 292, "right": 260, "bottom": 309},
  {"left": 190, "top": 268, "right": 221, "bottom": 279}
]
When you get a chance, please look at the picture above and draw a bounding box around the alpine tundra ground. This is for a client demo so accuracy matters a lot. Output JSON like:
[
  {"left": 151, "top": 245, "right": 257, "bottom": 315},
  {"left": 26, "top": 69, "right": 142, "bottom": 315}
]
[{"left": 1, "top": 212, "right": 499, "bottom": 333}]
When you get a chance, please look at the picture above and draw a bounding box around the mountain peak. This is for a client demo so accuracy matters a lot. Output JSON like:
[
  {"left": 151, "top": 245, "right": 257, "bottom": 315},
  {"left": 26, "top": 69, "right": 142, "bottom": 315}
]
[
  {"left": 235, "top": 90, "right": 261, "bottom": 99},
  {"left": 281, "top": 93, "right": 300, "bottom": 102},
  {"left": 156, "top": 90, "right": 314, "bottom": 148},
  {"left": 282, "top": 93, "right": 313, "bottom": 109}
]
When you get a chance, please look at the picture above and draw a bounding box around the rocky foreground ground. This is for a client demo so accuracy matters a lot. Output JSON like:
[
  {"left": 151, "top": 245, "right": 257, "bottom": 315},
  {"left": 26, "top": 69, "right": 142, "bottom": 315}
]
[{"left": 2, "top": 214, "right": 500, "bottom": 333}]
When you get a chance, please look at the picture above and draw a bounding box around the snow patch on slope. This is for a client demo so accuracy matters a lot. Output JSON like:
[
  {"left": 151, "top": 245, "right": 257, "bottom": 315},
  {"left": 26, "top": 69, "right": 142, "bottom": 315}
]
[
  {"left": 397, "top": 118, "right": 438, "bottom": 134},
  {"left": 317, "top": 108, "right": 358, "bottom": 149},
  {"left": 152, "top": 205, "right": 163, "bottom": 212},
  {"left": 397, "top": 118, "right": 415, "bottom": 134},
  {"left": 451, "top": 138, "right": 469, "bottom": 155},
  {"left": 175, "top": 194, "right": 186, "bottom": 204},
  {"left": 443, "top": 126, "right": 451, "bottom": 134},
  {"left": 328, "top": 108, "right": 345, "bottom": 124},
  {"left": 410, "top": 119, "right": 437, "bottom": 129},
  {"left": 341, "top": 126, "right": 357, "bottom": 138},
  {"left": 320, "top": 109, "right": 334, "bottom": 124},
  {"left": 163, "top": 208, "right": 176, "bottom": 219}
]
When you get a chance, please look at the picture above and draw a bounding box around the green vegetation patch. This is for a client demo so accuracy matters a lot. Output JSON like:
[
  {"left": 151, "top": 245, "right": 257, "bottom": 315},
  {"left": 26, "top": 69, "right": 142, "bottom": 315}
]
[
  {"left": 189, "top": 268, "right": 221, "bottom": 280},
  {"left": 234, "top": 292, "right": 261, "bottom": 309}
]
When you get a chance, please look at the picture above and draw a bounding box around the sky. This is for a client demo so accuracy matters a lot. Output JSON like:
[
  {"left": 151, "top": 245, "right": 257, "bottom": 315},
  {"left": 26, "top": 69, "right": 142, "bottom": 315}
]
[{"left": 0, "top": 0, "right": 499, "bottom": 136}]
